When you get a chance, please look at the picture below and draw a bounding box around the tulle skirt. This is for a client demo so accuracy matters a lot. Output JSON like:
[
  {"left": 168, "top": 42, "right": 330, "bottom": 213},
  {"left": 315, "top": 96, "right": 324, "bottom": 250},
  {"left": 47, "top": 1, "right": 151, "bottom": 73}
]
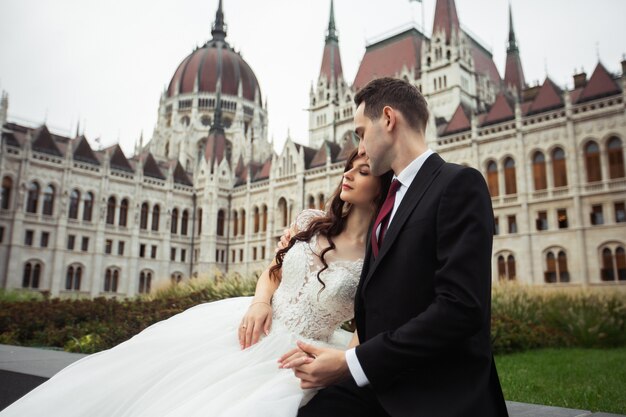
[{"left": 1, "top": 297, "right": 351, "bottom": 417}]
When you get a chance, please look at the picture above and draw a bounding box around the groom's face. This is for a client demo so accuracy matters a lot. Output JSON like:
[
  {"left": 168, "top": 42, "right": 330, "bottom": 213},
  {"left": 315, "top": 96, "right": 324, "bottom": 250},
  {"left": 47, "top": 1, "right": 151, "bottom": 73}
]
[{"left": 354, "top": 102, "right": 390, "bottom": 176}]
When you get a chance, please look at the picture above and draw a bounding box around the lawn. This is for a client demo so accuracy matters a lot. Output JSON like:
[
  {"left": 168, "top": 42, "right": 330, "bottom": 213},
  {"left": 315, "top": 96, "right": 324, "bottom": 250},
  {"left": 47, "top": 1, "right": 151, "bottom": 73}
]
[{"left": 495, "top": 348, "right": 626, "bottom": 414}]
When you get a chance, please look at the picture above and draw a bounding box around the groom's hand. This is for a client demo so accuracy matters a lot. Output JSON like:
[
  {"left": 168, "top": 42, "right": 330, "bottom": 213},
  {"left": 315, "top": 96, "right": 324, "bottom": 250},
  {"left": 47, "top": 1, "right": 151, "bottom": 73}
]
[{"left": 282, "top": 341, "right": 350, "bottom": 389}]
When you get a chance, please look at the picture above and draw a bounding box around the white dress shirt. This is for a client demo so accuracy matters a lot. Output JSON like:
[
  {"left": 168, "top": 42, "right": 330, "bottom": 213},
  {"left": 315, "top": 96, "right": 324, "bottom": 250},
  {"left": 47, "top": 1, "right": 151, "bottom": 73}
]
[{"left": 345, "top": 148, "right": 435, "bottom": 387}]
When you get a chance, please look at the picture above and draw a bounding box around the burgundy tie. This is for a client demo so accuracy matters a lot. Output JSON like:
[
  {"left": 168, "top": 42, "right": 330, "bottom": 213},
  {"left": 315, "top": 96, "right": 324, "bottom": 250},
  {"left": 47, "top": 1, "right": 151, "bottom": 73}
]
[{"left": 371, "top": 179, "right": 401, "bottom": 258}]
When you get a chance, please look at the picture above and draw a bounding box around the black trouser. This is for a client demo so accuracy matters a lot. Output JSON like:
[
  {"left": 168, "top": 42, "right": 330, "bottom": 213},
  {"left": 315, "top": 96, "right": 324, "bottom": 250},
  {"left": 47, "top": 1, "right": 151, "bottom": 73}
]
[{"left": 298, "top": 379, "right": 391, "bottom": 417}]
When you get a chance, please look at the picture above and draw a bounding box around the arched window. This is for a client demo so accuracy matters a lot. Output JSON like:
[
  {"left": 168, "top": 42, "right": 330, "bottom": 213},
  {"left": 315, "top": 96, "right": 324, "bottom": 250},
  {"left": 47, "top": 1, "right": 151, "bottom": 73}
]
[
  {"left": 607, "top": 137, "right": 625, "bottom": 179},
  {"left": 42, "top": 184, "right": 55, "bottom": 215},
  {"left": 552, "top": 147, "right": 568, "bottom": 187},
  {"left": 139, "top": 271, "right": 152, "bottom": 294},
  {"left": 544, "top": 250, "right": 570, "bottom": 283},
  {"left": 277, "top": 198, "right": 288, "bottom": 228},
  {"left": 601, "top": 246, "right": 626, "bottom": 281},
  {"left": 197, "top": 208, "right": 203, "bottom": 235},
  {"left": 170, "top": 273, "right": 183, "bottom": 285},
  {"left": 308, "top": 195, "right": 315, "bottom": 209},
  {"left": 545, "top": 253, "right": 557, "bottom": 283},
  {"left": 506, "top": 255, "right": 516, "bottom": 280},
  {"left": 318, "top": 194, "right": 325, "bottom": 211},
  {"left": 119, "top": 198, "right": 128, "bottom": 226},
  {"left": 253, "top": 206, "right": 260, "bottom": 233},
  {"left": 26, "top": 181, "right": 39, "bottom": 213},
  {"left": 83, "top": 192, "right": 94, "bottom": 221},
  {"left": 584, "top": 141, "right": 602, "bottom": 182},
  {"left": 558, "top": 251, "right": 570, "bottom": 282},
  {"left": 68, "top": 189, "right": 80, "bottom": 219},
  {"left": 217, "top": 209, "right": 225, "bottom": 236},
  {"left": 601, "top": 248, "right": 614, "bottom": 281},
  {"left": 232, "top": 210, "right": 238, "bottom": 236},
  {"left": 532, "top": 152, "right": 547, "bottom": 190},
  {"left": 240, "top": 209, "right": 246, "bottom": 235},
  {"left": 151, "top": 205, "right": 160, "bottom": 231},
  {"left": 616, "top": 247, "right": 626, "bottom": 281},
  {"left": 171, "top": 208, "right": 179, "bottom": 234},
  {"left": 104, "top": 268, "right": 119, "bottom": 293},
  {"left": 65, "top": 265, "right": 82, "bottom": 291},
  {"left": 486, "top": 161, "right": 499, "bottom": 197},
  {"left": 1, "top": 176, "right": 12, "bottom": 210},
  {"left": 181, "top": 210, "right": 189, "bottom": 235},
  {"left": 106, "top": 196, "right": 116, "bottom": 225},
  {"left": 140, "top": 202, "right": 149, "bottom": 230},
  {"left": 497, "top": 256, "right": 506, "bottom": 280},
  {"left": 22, "top": 262, "right": 32, "bottom": 288},
  {"left": 503, "top": 157, "right": 517, "bottom": 195},
  {"left": 262, "top": 205, "right": 268, "bottom": 232},
  {"left": 22, "top": 262, "right": 41, "bottom": 289}
]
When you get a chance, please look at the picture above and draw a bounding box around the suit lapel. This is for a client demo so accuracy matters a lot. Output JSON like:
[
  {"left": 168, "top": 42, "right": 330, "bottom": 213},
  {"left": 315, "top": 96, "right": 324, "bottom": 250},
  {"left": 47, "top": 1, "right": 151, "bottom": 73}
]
[{"left": 362, "top": 153, "right": 445, "bottom": 291}]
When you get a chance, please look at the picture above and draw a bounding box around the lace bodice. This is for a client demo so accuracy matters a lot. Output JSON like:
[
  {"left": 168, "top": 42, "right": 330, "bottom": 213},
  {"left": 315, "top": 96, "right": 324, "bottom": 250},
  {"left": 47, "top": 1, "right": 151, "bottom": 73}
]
[{"left": 271, "top": 210, "right": 363, "bottom": 342}]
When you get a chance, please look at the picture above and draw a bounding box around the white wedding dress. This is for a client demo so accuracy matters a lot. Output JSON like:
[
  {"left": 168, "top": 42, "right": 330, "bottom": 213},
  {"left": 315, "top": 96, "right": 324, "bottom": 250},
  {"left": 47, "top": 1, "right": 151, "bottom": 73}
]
[{"left": 1, "top": 210, "right": 363, "bottom": 417}]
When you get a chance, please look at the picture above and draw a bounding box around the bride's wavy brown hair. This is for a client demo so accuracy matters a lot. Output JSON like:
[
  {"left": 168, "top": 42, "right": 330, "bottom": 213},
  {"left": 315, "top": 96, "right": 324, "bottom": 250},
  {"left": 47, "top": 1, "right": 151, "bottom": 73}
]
[{"left": 269, "top": 149, "right": 393, "bottom": 290}]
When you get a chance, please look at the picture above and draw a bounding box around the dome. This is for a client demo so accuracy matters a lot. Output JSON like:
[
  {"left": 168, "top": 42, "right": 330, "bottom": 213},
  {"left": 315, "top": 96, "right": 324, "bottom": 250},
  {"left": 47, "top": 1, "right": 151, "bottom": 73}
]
[{"left": 166, "top": 1, "right": 261, "bottom": 105}]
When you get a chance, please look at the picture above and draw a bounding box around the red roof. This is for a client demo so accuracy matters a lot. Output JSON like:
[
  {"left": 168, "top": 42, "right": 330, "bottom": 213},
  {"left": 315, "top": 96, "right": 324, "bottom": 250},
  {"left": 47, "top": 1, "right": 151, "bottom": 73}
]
[
  {"left": 504, "top": 51, "right": 525, "bottom": 94},
  {"left": 528, "top": 78, "right": 563, "bottom": 115},
  {"left": 353, "top": 29, "right": 423, "bottom": 91},
  {"left": 204, "top": 129, "right": 230, "bottom": 169},
  {"left": 465, "top": 31, "right": 502, "bottom": 87},
  {"left": 254, "top": 158, "right": 272, "bottom": 181},
  {"left": 168, "top": 43, "right": 261, "bottom": 104},
  {"left": 336, "top": 133, "right": 358, "bottom": 161},
  {"left": 320, "top": 42, "right": 343, "bottom": 83},
  {"left": 443, "top": 104, "right": 471, "bottom": 135},
  {"left": 577, "top": 63, "right": 621, "bottom": 103},
  {"left": 483, "top": 93, "right": 515, "bottom": 125},
  {"left": 31, "top": 125, "right": 62, "bottom": 156},
  {"left": 432, "top": 0, "right": 460, "bottom": 42}
]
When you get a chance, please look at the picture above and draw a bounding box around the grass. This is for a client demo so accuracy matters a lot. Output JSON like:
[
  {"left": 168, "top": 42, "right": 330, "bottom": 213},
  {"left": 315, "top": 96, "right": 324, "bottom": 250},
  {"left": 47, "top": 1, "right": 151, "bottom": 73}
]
[{"left": 496, "top": 347, "right": 626, "bottom": 414}]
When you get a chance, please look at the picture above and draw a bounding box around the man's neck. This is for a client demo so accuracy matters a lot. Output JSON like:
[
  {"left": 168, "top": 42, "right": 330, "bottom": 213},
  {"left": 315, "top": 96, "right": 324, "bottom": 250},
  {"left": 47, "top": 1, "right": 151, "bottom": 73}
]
[{"left": 391, "top": 133, "right": 428, "bottom": 176}]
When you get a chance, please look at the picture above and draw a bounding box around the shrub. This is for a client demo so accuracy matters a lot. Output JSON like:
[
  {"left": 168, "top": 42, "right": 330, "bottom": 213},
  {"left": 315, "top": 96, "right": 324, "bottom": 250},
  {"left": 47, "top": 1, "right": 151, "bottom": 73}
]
[{"left": 491, "top": 283, "right": 626, "bottom": 354}]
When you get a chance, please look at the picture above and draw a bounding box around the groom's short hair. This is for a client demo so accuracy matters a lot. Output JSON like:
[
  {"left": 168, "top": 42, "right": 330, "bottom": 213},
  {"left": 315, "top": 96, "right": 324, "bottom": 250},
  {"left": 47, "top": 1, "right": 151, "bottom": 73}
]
[{"left": 354, "top": 77, "right": 429, "bottom": 133}]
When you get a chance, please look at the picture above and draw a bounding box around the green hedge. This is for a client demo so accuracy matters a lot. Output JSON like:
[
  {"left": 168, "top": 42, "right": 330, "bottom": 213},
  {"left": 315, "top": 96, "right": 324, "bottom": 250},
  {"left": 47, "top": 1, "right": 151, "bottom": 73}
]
[{"left": 1, "top": 280, "right": 624, "bottom": 354}]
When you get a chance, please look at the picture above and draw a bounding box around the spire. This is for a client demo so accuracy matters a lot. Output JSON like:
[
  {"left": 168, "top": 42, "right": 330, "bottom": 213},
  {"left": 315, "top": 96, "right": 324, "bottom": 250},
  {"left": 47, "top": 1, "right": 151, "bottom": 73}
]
[
  {"left": 325, "top": 0, "right": 338, "bottom": 43},
  {"left": 211, "top": 0, "right": 227, "bottom": 42},
  {"left": 506, "top": 3, "right": 518, "bottom": 54},
  {"left": 319, "top": 0, "right": 344, "bottom": 86},
  {"left": 503, "top": 3, "right": 526, "bottom": 95},
  {"left": 432, "top": 0, "right": 460, "bottom": 42}
]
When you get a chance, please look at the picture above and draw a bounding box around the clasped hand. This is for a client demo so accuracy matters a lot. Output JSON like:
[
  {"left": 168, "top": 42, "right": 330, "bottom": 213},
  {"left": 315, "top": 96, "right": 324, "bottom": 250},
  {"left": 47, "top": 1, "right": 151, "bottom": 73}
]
[{"left": 278, "top": 341, "right": 350, "bottom": 389}]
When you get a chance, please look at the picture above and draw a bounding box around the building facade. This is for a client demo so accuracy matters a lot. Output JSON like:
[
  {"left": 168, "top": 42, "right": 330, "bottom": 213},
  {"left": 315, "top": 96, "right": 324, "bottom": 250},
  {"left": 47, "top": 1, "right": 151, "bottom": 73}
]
[{"left": 1, "top": 0, "right": 625, "bottom": 298}]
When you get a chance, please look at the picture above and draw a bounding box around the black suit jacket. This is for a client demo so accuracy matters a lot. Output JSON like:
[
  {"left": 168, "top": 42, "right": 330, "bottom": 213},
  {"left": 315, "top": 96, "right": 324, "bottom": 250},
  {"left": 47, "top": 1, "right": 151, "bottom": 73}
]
[{"left": 354, "top": 153, "right": 508, "bottom": 417}]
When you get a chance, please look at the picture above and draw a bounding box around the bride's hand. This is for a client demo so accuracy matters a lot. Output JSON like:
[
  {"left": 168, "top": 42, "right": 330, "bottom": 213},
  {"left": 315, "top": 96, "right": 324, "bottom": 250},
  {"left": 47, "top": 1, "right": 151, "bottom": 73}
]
[
  {"left": 238, "top": 302, "right": 272, "bottom": 349},
  {"left": 275, "top": 228, "right": 291, "bottom": 253},
  {"left": 277, "top": 347, "right": 313, "bottom": 369}
]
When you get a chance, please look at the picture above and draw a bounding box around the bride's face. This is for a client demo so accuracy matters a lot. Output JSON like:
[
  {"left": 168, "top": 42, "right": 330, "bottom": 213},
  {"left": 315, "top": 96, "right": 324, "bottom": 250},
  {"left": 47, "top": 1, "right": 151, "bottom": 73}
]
[{"left": 340, "top": 155, "right": 380, "bottom": 209}]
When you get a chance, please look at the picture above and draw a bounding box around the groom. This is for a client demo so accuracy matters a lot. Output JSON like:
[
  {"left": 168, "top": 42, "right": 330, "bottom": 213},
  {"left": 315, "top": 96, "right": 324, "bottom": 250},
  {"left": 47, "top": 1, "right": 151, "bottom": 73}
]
[{"left": 281, "top": 77, "right": 508, "bottom": 417}]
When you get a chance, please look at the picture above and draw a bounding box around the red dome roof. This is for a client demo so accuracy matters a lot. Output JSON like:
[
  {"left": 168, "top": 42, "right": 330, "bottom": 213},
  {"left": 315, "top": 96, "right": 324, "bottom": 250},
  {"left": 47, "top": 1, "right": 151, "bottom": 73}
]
[
  {"left": 167, "top": 1, "right": 261, "bottom": 105},
  {"left": 167, "top": 42, "right": 261, "bottom": 105}
]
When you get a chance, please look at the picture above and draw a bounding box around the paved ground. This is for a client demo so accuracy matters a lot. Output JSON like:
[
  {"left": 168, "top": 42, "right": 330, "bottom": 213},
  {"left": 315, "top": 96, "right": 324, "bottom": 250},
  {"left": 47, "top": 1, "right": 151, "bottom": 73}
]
[{"left": 0, "top": 344, "right": 623, "bottom": 416}]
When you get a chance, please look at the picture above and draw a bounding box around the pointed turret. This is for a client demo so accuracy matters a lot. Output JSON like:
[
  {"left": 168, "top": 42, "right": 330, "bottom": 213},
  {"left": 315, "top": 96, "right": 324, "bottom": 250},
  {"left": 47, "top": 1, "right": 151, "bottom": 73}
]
[
  {"left": 503, "top": 4, "right": 525, "bottom": 96},
  {"left": 319, "top": 0, "right": 343, "bottom": 87},
  {"left": 211, "top": 0, "right": 227, "bottom": 42},
  {"left": 432, "top": 0, "right": 460, "bottom": 42},
  {"left": 204, "top": 88, "right": 231, "bottom": 172}
]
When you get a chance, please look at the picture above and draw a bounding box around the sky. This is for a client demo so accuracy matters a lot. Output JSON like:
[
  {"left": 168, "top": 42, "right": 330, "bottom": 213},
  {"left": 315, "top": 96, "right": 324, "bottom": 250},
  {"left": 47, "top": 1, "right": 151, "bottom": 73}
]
[{"left": 1, "top": 0, "right": 625, "bottom": 156}]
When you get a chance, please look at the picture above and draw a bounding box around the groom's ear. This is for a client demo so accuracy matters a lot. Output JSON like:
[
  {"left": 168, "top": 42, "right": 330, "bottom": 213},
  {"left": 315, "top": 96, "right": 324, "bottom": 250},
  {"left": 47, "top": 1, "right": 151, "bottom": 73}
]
[{"left": 382, "top": 106, "right": 396, "bottom": 132}]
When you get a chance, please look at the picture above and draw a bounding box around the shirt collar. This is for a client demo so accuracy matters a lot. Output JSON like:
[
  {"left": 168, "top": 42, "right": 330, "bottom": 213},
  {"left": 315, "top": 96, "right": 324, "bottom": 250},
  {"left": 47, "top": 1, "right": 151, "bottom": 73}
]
[{"left": 394, "top": 149, "right": 435, "bottom": 188}]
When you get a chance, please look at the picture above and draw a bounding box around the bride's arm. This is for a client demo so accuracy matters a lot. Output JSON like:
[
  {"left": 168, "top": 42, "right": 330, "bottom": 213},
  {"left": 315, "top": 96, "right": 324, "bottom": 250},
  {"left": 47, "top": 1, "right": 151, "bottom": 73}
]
[
  {"left": 239, "top": 261, "right": 280, "bottom": 349},
  {"left": 348, "top": 330, "right": 360, "bottom": 349}
]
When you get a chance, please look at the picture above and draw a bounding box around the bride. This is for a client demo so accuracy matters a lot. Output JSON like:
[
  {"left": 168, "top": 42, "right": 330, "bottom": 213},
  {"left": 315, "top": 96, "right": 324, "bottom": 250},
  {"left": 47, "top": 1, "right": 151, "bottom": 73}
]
[{"left": 1, "top": 150, "right": 392, "bottom": 417}]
